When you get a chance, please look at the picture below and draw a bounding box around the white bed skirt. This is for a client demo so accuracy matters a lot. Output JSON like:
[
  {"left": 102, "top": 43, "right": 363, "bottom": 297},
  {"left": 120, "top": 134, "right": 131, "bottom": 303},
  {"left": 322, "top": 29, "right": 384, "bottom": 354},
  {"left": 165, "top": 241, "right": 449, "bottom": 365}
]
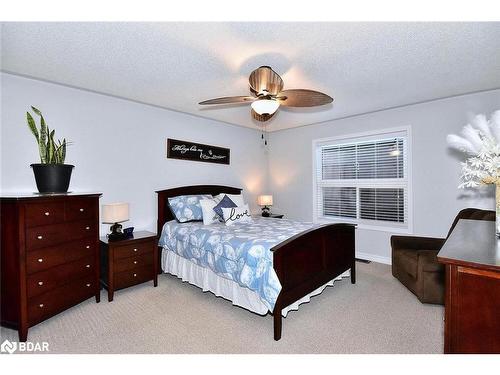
[{"left": 161, "top": 248, "right": 350, "bottom": 317}]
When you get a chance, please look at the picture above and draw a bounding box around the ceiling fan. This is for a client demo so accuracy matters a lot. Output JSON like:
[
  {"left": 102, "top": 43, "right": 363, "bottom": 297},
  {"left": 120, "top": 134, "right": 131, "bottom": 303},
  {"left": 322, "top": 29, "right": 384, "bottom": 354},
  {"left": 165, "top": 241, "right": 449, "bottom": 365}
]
[{"left": 199, "top": 66, "right": 333, "bottom": 122}]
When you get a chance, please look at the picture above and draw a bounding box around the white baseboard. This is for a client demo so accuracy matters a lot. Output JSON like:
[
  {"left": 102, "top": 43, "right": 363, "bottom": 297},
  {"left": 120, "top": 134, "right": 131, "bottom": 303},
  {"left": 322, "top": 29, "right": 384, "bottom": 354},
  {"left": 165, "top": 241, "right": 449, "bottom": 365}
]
[{"left": 356, "top": 251, "right": 391, "bottom": 265}]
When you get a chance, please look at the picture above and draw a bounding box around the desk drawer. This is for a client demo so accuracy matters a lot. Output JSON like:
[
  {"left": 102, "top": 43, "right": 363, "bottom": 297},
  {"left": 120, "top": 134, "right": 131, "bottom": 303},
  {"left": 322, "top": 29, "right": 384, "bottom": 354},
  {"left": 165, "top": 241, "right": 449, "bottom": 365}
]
[
  {"left": 28, "top": 275, "right": 95, "bottom": 326},
  {"left": 114, "top": 266, "right": 153, "bottom": 290},
  {"left": 113, "top": 241, "right": 155, "bottom": 260},
  {"left": 26, "top": 238, "right": 96, "bottom": 274},
  {"left": 27, "top": 256, "right": 95, "bottom": 298},
  {"left": 26, "top": 220, "right": 97, "bottom": 250},
  {"left": 25, "top": 201, "right": 65, "bottom": 228}
]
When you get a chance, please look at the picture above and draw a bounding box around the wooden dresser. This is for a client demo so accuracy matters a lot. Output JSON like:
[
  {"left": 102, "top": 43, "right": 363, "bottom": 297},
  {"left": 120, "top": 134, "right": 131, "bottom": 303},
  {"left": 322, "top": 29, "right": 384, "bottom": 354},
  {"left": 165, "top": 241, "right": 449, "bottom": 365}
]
[
  {"left": 437, "top": 219, "right": 500, "bottom": 354},
  {"left": 0, "top": 193, "right": 102, "bottom": 341}
]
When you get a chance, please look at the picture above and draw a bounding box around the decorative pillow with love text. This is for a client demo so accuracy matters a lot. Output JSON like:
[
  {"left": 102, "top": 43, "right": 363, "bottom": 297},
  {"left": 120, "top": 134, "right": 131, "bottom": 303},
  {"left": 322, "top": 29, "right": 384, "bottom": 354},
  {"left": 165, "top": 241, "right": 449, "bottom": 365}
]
[{"left": 221, "top": 204, "right": 253, "bottom": 226}]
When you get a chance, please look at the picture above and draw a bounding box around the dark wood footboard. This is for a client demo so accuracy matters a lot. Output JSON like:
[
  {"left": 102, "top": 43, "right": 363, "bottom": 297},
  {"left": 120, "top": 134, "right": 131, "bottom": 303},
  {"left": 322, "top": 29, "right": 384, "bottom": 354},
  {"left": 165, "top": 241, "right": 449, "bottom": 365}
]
[{"left": 271, "top": 223, "right": 356, "bottom": 340}]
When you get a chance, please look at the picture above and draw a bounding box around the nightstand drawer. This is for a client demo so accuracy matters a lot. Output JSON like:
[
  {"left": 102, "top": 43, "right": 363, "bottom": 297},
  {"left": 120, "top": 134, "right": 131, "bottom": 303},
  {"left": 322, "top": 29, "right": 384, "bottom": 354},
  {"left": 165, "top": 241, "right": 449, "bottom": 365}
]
[
  {"left": 114, "top": 266, "right": 153, "bottom": 290},
  {"left": 28, "top": 274, "right": 95, "bottom": 326},
  {"left": 25, "top": 202, "right": 65, "bottom": 228},
  {"left": 114, "top": 253, "right": 153, "bottom": 273},
  {"left": 26, "top": 238, "right": 95, "bottom": 274},
  {"left": 113, "top": 241, "right": 155, "bottom": 260},
  {"left": 26, "top": 220, "right": 97, "bottom": 250},
  {"left": 27, "top": 256, "right": 95, "bottom": 298},
  {"left": 65, "top": 198, "right": 97, "bottom": 222}
]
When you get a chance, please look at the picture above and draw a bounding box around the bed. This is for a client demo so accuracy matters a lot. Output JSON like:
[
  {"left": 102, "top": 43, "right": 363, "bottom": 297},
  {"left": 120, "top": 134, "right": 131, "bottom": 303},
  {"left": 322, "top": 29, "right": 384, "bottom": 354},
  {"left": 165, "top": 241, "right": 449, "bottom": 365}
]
[{"left": 156, "top": 185, "right": 356, "bottom": 340}]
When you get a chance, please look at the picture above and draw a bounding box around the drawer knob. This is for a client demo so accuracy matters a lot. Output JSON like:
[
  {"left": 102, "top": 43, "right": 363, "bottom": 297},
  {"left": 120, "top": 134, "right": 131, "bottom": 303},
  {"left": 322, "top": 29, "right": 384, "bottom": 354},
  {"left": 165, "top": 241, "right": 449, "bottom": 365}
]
[
  {"left": 85, "top": 264, "right": 90, "bottom": 268},
  {"left": 37, "top": 235, "right": 43, "bottom": 240},
  {"left": 133, "top": 261, "right": 138, "bottom": 264},
  {"left": 38, "top": 258, "right": 43, "bottom": 263},
  {"left": 85, "top": 226, "right": 90, "bottom": 230},
  {"left": 86, "top": 283, "right": 91, "bottom": 287},
  {"left": 133, "top": 273, "right": 137, "bottom": 277},
  {"left": 133, "top": 248, "right": 138, "bottom": 252},
  {"left": 39, "top": 304, "right": 44, "bottom": 308},
  {"left": 80, "top": 208, "right": 85, "bottom": 212},
  {"left": 38, "top": 281, "right": 44, "bottom": 286},
  {"left": 86, "top": 245, "right": 90, "bottom": 249},
  {"left": 44, "top": 212, "right": 50, "bottom": 216}
]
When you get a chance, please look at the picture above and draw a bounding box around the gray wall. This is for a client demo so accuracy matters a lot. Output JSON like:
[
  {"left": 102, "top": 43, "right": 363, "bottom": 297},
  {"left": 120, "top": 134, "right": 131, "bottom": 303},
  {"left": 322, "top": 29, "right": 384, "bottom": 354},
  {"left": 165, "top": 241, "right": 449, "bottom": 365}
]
[
  {"left": 1, "top": 73, "right": 268, "bottom": 234},
  {"left": 268, "top": 90, "right": 500, "bottom": 263},
  {"left": 2, "top": 72, "right": 498, "bottom": 262}
]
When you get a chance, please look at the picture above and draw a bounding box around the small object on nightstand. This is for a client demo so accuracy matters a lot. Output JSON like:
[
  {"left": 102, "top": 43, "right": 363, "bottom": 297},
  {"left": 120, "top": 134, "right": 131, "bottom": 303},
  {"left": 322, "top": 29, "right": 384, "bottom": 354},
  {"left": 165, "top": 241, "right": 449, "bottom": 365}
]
[
  {"left": 268, "top": 214, "right": 284, "bottom": 219},
  {"left": 100, "top": 231, "right": 158, "bottom": 302},
  {"left": 257, "top": 194, "right": 273, "bottom": 217},
  {"left": 123, "top": 227, "right": 134, "bottom": 238},
  {"left": 102, "top": 202, "right": 129, "bottom": 241}
]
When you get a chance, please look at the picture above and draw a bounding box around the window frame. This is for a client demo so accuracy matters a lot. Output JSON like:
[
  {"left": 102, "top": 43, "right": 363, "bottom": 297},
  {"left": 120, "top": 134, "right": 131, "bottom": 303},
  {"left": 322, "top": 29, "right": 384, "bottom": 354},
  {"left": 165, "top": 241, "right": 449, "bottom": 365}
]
[{"left": 312, "top": 126, "right": 413, "bottom": 234}]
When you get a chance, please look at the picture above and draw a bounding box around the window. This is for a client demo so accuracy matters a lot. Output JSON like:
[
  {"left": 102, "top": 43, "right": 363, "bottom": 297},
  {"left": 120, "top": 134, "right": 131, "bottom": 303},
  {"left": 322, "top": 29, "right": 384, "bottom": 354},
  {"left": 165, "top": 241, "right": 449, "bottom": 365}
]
[{"left": 313, "top": 128, "right": 411, "bottom": 232}]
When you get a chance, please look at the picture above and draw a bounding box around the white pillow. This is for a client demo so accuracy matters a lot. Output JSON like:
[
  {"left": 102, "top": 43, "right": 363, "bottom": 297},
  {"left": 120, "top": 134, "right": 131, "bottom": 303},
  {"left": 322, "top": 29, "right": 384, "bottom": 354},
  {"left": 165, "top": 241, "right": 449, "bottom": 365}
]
[
  {"left": 214, "top": 193, "right": 245, "bottom": 207},
  {"left": 222, "top": 204, "right": 253, "bottom": 226},
  {"left": 199, "top": 199, "right": 221, "bottom": 225}
]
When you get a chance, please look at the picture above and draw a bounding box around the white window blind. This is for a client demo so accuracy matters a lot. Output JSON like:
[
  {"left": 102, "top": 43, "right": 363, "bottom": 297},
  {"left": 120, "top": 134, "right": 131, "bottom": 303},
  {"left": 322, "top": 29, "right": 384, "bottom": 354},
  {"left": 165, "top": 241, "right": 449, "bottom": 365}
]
[{"left": 314, "top": 129, "right": 410, "bottom": 231}]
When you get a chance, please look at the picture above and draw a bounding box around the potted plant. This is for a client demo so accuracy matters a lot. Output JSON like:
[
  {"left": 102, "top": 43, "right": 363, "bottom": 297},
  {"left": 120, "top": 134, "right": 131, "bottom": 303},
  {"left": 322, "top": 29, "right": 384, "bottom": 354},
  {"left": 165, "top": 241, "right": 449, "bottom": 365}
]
[{"left": 26, "top": 106, "right": 74, "bottom": 193}]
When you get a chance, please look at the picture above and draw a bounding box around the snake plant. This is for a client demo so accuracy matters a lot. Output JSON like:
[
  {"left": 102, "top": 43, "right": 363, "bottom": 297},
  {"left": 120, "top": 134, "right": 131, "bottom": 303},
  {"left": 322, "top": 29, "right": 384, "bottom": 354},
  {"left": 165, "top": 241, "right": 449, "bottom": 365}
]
[{"left": 26, "top": 106, "right": 67, "bottom": 164}]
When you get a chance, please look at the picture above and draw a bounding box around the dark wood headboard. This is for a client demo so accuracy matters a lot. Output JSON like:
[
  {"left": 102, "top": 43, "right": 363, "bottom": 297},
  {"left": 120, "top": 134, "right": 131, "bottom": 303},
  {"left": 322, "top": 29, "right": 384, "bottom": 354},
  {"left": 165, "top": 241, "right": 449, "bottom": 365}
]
[{"left": 155, "top": 185, "right": 242, "bottom": 236}]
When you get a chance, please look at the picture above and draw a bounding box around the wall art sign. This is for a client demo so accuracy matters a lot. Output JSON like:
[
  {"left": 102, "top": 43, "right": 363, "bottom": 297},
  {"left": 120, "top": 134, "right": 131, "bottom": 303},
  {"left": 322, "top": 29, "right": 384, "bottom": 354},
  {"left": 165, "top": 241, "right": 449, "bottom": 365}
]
[{"left": 166, "top": 138, "right": 230, "bottom": 165}]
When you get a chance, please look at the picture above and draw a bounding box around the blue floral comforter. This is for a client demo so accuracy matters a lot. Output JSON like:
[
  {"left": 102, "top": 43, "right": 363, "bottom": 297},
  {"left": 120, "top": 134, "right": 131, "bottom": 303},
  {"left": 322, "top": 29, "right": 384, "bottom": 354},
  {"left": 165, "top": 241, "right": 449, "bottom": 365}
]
[{"left": 159, "top": 217, "right": 316, "bottom": 310}]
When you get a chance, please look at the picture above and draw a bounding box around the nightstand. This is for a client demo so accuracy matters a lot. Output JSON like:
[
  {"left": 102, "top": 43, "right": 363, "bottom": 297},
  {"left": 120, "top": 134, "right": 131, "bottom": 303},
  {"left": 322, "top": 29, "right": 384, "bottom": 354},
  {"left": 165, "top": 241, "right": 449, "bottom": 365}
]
[
  {"left": 266, "top": 214, "right": 284, "bottom": 219},
  {"left": 100, "top": 231, "right": 158, "bottom": 302}
]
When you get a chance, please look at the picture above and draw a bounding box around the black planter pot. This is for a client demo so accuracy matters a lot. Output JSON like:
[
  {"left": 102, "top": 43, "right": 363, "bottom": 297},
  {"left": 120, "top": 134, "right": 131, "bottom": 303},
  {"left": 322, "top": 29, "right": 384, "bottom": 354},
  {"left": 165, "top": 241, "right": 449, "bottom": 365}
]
[{"left": 30, "top": 164, "right": 74, "bottom": 193}]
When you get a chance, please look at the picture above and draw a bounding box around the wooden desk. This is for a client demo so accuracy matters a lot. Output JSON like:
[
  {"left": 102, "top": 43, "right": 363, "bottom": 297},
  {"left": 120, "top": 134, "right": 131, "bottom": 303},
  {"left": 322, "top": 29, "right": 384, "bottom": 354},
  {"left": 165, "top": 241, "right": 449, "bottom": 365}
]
[{"left": 437, "top": 219, "right": 500, "bottom": 354}]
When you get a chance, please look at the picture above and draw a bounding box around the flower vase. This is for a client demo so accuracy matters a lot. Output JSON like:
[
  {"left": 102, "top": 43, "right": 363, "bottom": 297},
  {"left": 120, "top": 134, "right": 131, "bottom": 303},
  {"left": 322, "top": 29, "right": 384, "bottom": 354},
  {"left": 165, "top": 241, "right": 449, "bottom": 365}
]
[{"left": 497, "top": 184, "right": 500, "bottom": 238}]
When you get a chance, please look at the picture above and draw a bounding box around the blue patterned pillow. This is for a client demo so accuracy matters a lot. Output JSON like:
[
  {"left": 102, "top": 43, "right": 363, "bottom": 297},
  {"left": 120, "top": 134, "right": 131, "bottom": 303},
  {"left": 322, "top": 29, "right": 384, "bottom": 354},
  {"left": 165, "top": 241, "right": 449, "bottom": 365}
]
[
  {"left": 213, "top": 195, "right": 237, "bottom": 219},
  {"left": 168, "top": 195, "right": 211, "bottom": 223}
]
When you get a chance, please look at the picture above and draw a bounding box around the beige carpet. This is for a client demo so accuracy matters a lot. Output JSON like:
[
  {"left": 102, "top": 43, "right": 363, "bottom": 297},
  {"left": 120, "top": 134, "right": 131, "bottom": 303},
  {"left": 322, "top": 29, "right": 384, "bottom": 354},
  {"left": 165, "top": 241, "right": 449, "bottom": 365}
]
[{"left": 0, "top": 262, "right": 444, "bottom": 353}]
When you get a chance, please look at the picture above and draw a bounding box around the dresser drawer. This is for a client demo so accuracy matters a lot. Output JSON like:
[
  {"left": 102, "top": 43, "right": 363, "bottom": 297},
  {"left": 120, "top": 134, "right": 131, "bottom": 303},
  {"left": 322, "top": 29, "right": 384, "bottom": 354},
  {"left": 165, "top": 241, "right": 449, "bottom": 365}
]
[
  {"left": 114, "top": 265, "right": 153, "bottom": 290},
  {"left": 65, "top": 198, "right": 97, "bottom": 222},
  {"left": 113, "top": 241, "right": 155, "bottom": 260},
  {"left": 26, "top": 220, "right": 97, "bottom": 250},
  {"left": 25, "top": 201, "right": 65, "bottom": 228},
  {"left": 27, "top": 256, "right": 95, "bottom": 298},
  {"left": 28, "top": 274, "right": 95, "bottom": 326},
  {"left": 114, "top": 253, "right": 153, "bottom": 273},
  {"left": 26, "top": 238, "right": 96, "bottom": 274}
]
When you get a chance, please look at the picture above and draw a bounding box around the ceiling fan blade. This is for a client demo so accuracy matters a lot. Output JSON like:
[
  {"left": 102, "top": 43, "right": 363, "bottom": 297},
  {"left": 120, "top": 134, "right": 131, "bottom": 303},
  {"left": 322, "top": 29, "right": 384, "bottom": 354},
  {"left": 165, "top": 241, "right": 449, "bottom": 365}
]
[
  {"left": 199, "top": 96, "right": 255, "bottom": 105},
  {"left": 249, "top": 66, "right": 284, "bottom": 96},
  {"left": 277, "top": 89, "right": 333, "bottom": 107},
  {"left": 251, "top": 109, "right": 275, "bottom": 122}
]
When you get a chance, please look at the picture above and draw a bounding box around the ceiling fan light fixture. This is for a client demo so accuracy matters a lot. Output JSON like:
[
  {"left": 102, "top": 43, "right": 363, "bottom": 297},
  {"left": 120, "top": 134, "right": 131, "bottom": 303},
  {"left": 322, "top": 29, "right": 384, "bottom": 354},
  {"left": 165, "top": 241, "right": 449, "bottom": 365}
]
[
  {"left": 198, "top": 66, "right": 333, "bottom": 122},
  {"left": 251, "top": 98, "right": 280, "bottom": 116}
]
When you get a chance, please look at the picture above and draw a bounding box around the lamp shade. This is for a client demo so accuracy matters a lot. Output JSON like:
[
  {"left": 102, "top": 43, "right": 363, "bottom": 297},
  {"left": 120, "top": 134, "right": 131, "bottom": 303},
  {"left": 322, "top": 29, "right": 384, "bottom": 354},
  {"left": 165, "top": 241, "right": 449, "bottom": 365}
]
[
  {"left": 102, "top": 202, "right": 129, "bottom": 223},
  {"left": 257, "top": 195, "right": 273, "bottom": 206},
  {"left": 251, "top": 99, "right": 280, "bottom": 115}
]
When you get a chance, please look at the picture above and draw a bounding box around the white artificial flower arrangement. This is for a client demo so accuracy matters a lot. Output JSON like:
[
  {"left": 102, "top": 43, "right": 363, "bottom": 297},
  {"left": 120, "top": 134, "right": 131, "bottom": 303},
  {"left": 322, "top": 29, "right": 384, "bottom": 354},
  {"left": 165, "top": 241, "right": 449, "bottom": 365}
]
[{"left": 446, "top": 111, "right": 500, "bottom": 188}]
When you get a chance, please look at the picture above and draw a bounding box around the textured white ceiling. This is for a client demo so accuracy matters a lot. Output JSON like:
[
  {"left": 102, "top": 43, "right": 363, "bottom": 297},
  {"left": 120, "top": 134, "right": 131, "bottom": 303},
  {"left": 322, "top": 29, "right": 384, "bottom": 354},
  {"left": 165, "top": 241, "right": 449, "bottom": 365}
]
[{"left": 2, "top": 22, "right": 500, "bottom": 131}]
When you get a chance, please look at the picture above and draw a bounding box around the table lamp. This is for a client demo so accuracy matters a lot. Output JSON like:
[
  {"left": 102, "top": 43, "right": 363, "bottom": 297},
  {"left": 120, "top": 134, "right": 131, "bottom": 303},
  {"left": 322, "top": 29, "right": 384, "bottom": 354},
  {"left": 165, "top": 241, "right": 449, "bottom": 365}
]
[
  {"left": 102, "top": 202, "right": 129, "bottom": 241},
  {"left": 257, "top": 195, "right": 273, "bottom": 217}
]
